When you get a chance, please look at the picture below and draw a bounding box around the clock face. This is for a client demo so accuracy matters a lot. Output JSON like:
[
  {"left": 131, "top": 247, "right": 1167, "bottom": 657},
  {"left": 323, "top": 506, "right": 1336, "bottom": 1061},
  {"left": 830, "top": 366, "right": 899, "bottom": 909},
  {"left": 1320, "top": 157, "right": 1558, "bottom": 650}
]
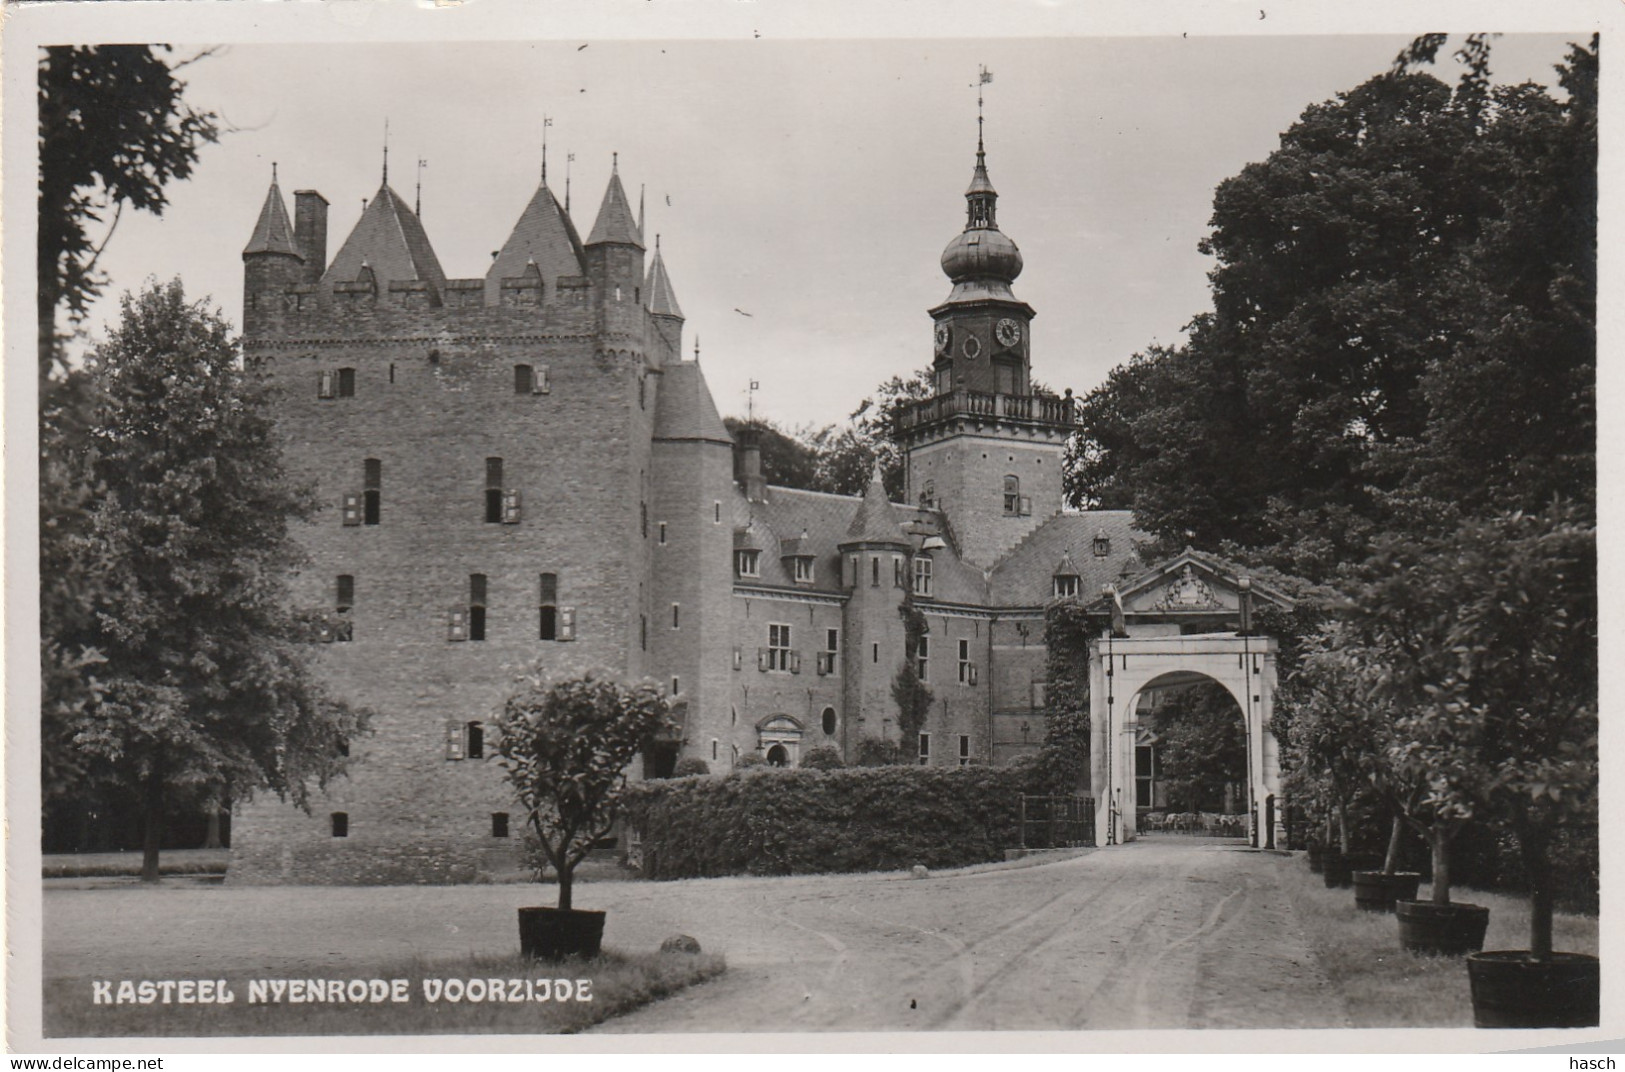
[
  {"left": 996, "top": 318, "right": 1023, "bottom": 348},
  {"left": 962, "top": 333, "right": 982, "bottom": 360},
  {"left": 934, "top": 322, "right": 951, "bottom": 354}
]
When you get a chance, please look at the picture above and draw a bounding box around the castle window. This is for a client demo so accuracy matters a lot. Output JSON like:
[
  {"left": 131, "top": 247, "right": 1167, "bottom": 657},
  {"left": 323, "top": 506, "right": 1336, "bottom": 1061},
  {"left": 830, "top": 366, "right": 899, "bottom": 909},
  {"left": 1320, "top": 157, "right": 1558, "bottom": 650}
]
[
  {"left": 363, "top": 459, "right": 381, "bottom": 525},
  {"left": 958, "top": 638, "right": 971, "bottom": 684},
  {"left": 894, "top": 555, "right": 905, "bottom": 588},
  {"left": 659, "top": 521, "right": 667, "bottom": 545},
  {"left": 469, "top": 574, "right": 487, "bottom": 641},
  {"left": 712, "top": 739, "right": 719, "bottom": 761},
  {"left": 389, "top": 362, "right": 395, "bottom": 384},
  {"left": 960, "top": 735, "right": 971, "bottom": 766},
  {"left": 641, "top": 502, "right": 648, "bottom": 539},
  {"left": 1093, "top": 531, "right": 1112, "bottom": 557},
  {"left": 715, "top": 501, "right": 722, "bottom": 523},
  {"left": 514, "top": 364, "right": 533, "bottom": 394},
  {"left": 672, "top": 603, "right": 680, "bottom": 629},
  {"left": 1054, "top": 575, "right": 1080, "bottom": 598},
  {"left": 871, "top": 557, "right": 880, "bottom": 587},
  {"left": 615, "top": 285, "right": 622, "bottom": 302},
  {"left": 735, "top": 550, "right": 761, "bottom": 577},
  {"left": 466, "top": 720, "right": 485, "bottom": 759},
  {"left": 540, "top": 573, "right": 558, "bottom": 641},
  {"left": 822, "top": 707, "right": 837, "bottom": 736},
  {"left": 916, "top": 635, "right": 929, "bottom": 680},
  {"left": 671, "top": 677, "right": 680, "bottom": 696},
  {"left": 918, "top": 733, "right": 930, "bottom": 766},
  {"left": 873, "top": 643, "right": 879, "bottom": 664},
  {"left": 764, "top": 623, "right": 794, "bottom": 672},
  {"left": 330, "top": 812, "right": 348, "bottom": 838},
  {"left": 335, "top": 574, "right": 354, "bottom": 642},
  {"left": 640, "top": 614, "right": 647, "bottom": 650},
  {"left": 485, "top": 458, "right": 504, "bottom": 523},
  {"left": 491, "top": 812, "right": 510, "bottom": 838},
  {"left": 792, "top": 557, "right": 814, "bottom": 583},
  {"left": 639, "top": 376, "right": 647, "bottom": 409},
  {"left": 337, "top": 367, "right": 356, "bottom": 398},
  {"left": 1003, "top": 475, "right": 1021, "bottom": 516},
  {"left": 921, "top": 480, "right": 936, "bottom": 508},
  {"left": 913, "top": 556, "right": 933, "bottom": 597}
]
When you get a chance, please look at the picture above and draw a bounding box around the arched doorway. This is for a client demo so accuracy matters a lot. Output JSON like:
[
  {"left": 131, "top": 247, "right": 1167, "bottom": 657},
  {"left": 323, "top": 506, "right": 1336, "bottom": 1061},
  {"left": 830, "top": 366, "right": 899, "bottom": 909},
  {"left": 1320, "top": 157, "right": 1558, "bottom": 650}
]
[
  {"left": 1130, "top": 672, "right": 1249, "bottom": 838},
  {"left": 765, "top": 744, "right": 790, "bottom": 767},
  {"left": 1084, "top": 549, "right": 1293, "bottom": 849},
  {"left": 756, "top": 714, "right": 803, "bottom": 767}
]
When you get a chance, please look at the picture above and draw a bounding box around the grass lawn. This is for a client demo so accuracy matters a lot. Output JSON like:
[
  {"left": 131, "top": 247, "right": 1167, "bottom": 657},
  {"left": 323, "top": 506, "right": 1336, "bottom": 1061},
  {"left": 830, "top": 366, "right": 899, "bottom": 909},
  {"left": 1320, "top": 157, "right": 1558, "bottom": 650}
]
[
  {"left": 45, "top": 948, "right": 725, "bottom": 1038},
  {"left": 1282, "top": 855, "right": 1599, "bottom": 1028}
]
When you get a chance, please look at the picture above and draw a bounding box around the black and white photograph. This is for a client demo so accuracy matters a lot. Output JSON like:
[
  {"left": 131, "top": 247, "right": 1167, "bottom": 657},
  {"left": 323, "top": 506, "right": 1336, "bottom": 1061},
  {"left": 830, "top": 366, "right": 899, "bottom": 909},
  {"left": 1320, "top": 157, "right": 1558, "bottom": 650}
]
[{"left": 5, "top": 0, "right": 1613, "bottom": 1055}]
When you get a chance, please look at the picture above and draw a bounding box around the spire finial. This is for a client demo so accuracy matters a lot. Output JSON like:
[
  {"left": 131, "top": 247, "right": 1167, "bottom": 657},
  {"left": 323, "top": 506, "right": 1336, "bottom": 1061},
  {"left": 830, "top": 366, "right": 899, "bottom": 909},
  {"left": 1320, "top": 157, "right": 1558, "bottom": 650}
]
[
  {"left": 638, "top": 183, "right": 646, "bottom": 240},
  {"left": 694, "top": 336, "right": 701, "bottom": 363},
  {"left": 612, "top": 150, "right": 619, "bottom": 174},
  {"left": 415, "top": 158, "right": 427, "bottom": 217},
  {"left": 382, "top": 118, "right": 390, "bottom": 184},
  {"left": 565, "top": 152, "right": 574, "bottom": 213},
  {"left": 272, "top": 161, "right": 278, "bottom": 185},
  {"left": 655, "top": 233, "right": 661, "bottom": 252},
  {"left": 976, "top": 66, "right": 992, "bottom": 165},
  {"left": 541, "top": 114, "right": 552, "bottom": 184}
]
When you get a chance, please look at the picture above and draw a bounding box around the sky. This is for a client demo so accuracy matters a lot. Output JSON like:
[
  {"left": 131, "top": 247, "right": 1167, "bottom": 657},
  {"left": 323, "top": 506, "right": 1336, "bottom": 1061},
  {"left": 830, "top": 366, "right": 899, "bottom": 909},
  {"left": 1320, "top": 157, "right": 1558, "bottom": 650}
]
[{"left": 67, "top": 32, "right": 1583, "bottom": 432}]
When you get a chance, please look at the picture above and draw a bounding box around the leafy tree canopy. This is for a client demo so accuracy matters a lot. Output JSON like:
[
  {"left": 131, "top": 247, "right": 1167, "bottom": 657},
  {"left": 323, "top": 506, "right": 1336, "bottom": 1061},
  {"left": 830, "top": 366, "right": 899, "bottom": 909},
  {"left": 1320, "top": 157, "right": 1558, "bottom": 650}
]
[
  {"left": 38, "top": 45, "right": 221, "bottom": 378},
  {"left": 44, "top": 279, "right": 367, "bottom": 880}
]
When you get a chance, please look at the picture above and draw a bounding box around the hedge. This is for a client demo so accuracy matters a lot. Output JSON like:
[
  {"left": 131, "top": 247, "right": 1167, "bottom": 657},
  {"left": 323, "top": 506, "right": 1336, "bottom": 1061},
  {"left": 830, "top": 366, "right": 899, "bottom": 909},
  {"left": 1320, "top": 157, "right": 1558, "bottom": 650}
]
[{"left": 622, "top": 765, "right": 1030, "bottom": 879}]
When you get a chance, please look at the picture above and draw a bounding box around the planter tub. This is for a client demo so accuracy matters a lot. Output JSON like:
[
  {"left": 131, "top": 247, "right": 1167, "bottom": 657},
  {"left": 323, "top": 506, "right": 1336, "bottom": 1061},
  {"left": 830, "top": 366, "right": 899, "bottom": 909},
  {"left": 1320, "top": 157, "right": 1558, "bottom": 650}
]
[
  {"left": 1306, "top": 844, "right": 1325, "bottom": 873},
  {"left": 1395, "top": 900, "right": 1490, "bottom": 956},
  {"left": 518, "top": 907, "right": 606, "bottom": 961},
  {"left": 1467, "top": 951, "right": 1600, "bottom": 1028},
  {"left": 1321, "top": 851, "right": 1354, "bottom": 888},
  {"left": 1352, "top": 871, "right": 1422, "bottom": 913}
]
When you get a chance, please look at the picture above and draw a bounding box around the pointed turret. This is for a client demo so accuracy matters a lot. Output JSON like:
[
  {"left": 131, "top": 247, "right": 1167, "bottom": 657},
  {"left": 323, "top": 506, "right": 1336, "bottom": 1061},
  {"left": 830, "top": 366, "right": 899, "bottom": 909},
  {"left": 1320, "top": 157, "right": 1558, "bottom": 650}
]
[
  {"left": 843, "top": 465, "right": 906, "bottom": 546},
  {"left": 486, "top": 177, "right": 585, "bottom": 305},
  {"left": 645, "top": 237, "right": 683, "bottom": 319},
  {"left": 321, "top": 181, "right": 447, "bottom": 296},
  {"left": 244, "top": 173, "right": 301, "bottom": 259},
  {"left": 586, "top": 160, "right": 644, "bottom": 249}
]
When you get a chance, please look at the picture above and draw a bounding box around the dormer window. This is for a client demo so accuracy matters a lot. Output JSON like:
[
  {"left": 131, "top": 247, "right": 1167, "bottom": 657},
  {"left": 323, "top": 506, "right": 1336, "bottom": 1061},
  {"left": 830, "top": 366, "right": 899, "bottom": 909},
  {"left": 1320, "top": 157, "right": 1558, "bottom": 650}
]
[
  {"left": 736, "top": 550, "right": 761, "bottom": 577},
  {"left": 913, "top": 556, "right": 933, "bottom": 597},
  {"left": 1053, "top": 575, "right": 1080, "bottom": 599},
  {"left": 1093, "top": 530, "right": 1112, "bottom": 557},
  {"left": 792, "top": 557, "right": 814, "bottom": 583}
]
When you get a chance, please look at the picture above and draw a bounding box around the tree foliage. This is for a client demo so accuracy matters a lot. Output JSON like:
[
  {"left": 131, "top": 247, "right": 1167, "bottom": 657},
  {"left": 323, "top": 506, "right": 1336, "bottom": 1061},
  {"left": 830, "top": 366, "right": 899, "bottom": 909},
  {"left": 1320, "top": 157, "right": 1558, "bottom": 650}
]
[
  {"left": 43, "top": 279, "right": 367, "bottom": 880},
  {"left": 38, "top": 46, "right": 221, "bottom": 378},
  {"left": 1067, "top": 36, "right": 1597, "bottom": 579},
  {"left": 1145, "top": 683, "right": 1246, "bottom": 815},
  {"left": 495, "top": 671, "right": 671, "bottom": 910}
]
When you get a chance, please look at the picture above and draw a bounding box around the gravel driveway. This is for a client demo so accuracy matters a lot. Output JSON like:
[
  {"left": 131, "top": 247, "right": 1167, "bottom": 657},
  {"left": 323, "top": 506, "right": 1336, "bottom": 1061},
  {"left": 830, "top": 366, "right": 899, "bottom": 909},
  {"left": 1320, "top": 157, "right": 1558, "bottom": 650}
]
[{"left": 42, "top": 840, "right": 1348, "bottom": 1032}]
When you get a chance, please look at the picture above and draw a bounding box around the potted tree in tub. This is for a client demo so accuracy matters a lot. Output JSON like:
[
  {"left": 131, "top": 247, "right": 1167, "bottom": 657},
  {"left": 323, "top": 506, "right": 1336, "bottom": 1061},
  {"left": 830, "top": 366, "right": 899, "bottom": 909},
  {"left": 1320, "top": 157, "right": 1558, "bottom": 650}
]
[
  {"left": 1434, "top": 507, "right": 1598, "bottom": 1027},
  {"left": 495, "top": 669, "right": 672, "bottom": 960}
]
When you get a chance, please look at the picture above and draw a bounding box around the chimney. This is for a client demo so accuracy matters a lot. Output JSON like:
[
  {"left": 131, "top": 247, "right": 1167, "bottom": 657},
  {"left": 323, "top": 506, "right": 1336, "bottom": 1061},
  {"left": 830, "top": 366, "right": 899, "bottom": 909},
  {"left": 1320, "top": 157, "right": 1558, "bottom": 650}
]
[
  {"left": 294, "top": 190, "right": 329, "bottom": 283},
  {"left": 738, "top": 425, "right": 766, "bottom": 503}
]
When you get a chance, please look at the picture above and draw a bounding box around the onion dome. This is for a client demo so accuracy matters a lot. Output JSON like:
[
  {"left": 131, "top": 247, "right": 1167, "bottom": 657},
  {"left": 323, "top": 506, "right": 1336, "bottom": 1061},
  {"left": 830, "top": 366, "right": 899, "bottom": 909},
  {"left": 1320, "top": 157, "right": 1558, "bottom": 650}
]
[{"left": 939, "top": 131, "right": 1023, "bottom": 288}]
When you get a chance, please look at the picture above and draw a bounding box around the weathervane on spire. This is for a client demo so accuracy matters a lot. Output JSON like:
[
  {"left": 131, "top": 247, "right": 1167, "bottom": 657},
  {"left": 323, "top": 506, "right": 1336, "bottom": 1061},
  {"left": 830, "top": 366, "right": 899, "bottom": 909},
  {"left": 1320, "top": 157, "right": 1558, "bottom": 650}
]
[
  {"left": 415, "top": 158, "right": 428, "bottom": 217},
  {"left": 382, "top": 118, "right": 390, "bottom": 184},
  {"left": 977, "top": 66, "right": 993, "bottom": 161},
  {"left": 271, "top": 161, "right": 279, "bottom": 184},
  {"left": 541, "top": 114, "right": 552, "bottom": 184}
]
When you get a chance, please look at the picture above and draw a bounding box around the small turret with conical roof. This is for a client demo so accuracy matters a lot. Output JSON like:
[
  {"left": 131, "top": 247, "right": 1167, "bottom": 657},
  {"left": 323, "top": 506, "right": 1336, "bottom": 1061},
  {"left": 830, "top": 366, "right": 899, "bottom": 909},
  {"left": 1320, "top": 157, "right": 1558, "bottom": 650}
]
[
  {"left": 243, "top": 166, "right": 305, "bottom": 332},
  {"left": 583, "top": 154, "right": 648, "bottom": 341},
  {"left": 645, "top": 234, "right": 684, "bottom": 361}
]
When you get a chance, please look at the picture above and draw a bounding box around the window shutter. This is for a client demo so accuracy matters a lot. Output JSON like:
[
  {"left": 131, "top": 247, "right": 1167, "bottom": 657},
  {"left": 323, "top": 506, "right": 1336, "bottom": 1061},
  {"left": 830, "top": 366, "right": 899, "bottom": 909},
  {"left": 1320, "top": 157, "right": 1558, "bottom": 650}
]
[
  {"left": 341, "top": 493, "right": 362, "bottom": 526},
  {"left": 816, "top": 652, "right": 830, "bottom": 676},
  {"left": 557, "top": 606, "right": 576, "bottom": 641},
  {"left": 533, "top": 365, "right": 551, "bottom": 395},
  {"left": 733, "top": 647, "right": 743, "bottom": 671},
  {"left": 316, "top": 622, "right": 334, "bottom": 643},
  {"left": 968, "top": 663, "right": 979, "bottom": 686},
  {"left": 318, "top": 370, "right": 335, "bottom": 399},
  {"left": 502, "top": 489, "right": 522, "bottom": 524},
  {"left": 757, "top": 647, "right": 769, "bottom": 672},
  {"left": 335, "top": 617, "right": 353, "bottom": 643},
  {"left": 790, "top": 650, "right": 802, "bottom": 674},
  {"left": 1020, "top": 496, "right": 1032, "bottom": 516},
  {"left": 448, "top": 609, "right": 468, "bottom": 642},
  {"left": 445, "top": 720, "right": 466, "bottom": 761},
  {"left": 1032, "top": 681, "right": 1047, "bottom": 708}
]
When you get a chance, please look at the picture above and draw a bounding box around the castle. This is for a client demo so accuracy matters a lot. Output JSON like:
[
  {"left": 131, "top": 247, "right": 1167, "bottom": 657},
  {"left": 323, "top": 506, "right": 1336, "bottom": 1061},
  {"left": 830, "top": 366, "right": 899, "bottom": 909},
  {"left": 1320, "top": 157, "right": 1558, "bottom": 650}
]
[{"left": 228, "top": 124, "right": 1165, "bottom": 884}]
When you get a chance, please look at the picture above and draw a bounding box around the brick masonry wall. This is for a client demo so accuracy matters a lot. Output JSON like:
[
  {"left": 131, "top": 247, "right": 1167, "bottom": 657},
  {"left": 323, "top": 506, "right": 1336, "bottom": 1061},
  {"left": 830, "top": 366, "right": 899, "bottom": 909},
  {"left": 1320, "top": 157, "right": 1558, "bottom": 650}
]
[
  {"left": 906, "top": 433, "right": 1065, "bottom": 569},
  {"left": 731, "top": 593, "right": 846, "bottom": 764}
]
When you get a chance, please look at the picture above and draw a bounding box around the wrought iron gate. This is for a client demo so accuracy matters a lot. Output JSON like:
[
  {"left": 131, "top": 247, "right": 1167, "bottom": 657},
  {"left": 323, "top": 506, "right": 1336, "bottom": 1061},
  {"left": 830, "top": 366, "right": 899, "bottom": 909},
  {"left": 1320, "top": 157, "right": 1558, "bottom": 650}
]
[{"left": 1019, "top": 795, "right": 1095, "bottom": 849}]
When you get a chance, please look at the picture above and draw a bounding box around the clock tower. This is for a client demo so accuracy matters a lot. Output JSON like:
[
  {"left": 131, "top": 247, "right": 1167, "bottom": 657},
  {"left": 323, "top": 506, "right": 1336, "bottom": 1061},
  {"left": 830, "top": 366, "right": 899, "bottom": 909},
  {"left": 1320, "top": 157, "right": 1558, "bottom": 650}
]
[{"left": 895, "top": 108, "right": 1076, "bottom": 568}]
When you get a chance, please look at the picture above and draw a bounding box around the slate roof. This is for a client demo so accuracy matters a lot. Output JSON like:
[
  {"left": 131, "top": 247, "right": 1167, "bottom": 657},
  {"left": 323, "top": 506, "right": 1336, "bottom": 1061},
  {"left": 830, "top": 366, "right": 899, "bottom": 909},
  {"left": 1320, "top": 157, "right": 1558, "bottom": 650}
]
[
  {"left": 843, "top": 468, "right": 907, "bottom": 545},
  {"left": 645, "top": 244, "right": 682, "bottom": 318},
  {"left": 987, "top": 510, "right": 1146, "bottom": 607},
  {"left": 243, "top": 179, "right": 300, "bottom": 258},
  {"left": 652, "top": 362, "right": 731, "bottom": 445},
  {"left": 485, "top": 181, "right": 585, "bottom": 305},
  {"left": 586, "top": 169, "right": 644, "bottom": 248},
  {"left": 321, "top": 182, "right": 447, "bottom": 293}
]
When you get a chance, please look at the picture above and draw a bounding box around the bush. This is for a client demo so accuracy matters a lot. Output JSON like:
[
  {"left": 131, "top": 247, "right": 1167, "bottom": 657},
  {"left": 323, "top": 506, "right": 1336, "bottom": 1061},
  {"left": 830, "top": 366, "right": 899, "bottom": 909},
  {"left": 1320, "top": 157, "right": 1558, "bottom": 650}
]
[
  {"left": 852, "top": 737, "right": 902, "bottom": 767},
  {"left": 799, "top": 746, "right": 844, "bottom": 771},
  {"left": 672, "top": 757, "right": 710, "bottom": 778},
  {"left": 735, "top": 753, "right": 767, "bottom": 770},
  {"left": 622, "top": 765, "right": 1029, "bottom": 879}
]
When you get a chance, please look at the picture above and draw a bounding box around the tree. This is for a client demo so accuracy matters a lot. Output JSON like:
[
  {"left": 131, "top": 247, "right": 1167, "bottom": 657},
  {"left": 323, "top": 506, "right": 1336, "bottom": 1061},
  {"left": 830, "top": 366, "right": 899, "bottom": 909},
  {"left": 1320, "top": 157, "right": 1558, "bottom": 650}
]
[
  {"left": 38, "top": 46, "right": 221, "bottom": 378},
  {"left": 1068, "top": 37, "right": 1597, "bottom": 579},
  {"left": 1145, "top": 683, "right": 1246, "bottom": 816},
  {"left": 891, "top": 602, "right": 934, "bottom": 761},
  {"left": 46, "top": 279, "right": 366, "bottom": 881},
  {"left": 495, "top": 671, "right": 672, "bottom": 911}
]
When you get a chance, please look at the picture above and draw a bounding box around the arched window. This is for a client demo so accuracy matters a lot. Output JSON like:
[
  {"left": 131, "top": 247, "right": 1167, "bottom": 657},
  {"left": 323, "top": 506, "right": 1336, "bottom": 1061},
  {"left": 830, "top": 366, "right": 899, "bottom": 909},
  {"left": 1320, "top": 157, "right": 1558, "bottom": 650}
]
[
  {"left": 1003, "top": 475, "right": 1021, "bottom": 516},
  {"left": 822, "top": 707, "right": 837, "bottom": 735}
]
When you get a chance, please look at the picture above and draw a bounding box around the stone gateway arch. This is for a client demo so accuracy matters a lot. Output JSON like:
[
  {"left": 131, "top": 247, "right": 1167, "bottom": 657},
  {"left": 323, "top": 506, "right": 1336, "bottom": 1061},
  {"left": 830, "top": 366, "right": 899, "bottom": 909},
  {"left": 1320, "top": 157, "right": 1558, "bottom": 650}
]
[{"left": 1083, "top": 550, "right": 1295, "bottom": 849}]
